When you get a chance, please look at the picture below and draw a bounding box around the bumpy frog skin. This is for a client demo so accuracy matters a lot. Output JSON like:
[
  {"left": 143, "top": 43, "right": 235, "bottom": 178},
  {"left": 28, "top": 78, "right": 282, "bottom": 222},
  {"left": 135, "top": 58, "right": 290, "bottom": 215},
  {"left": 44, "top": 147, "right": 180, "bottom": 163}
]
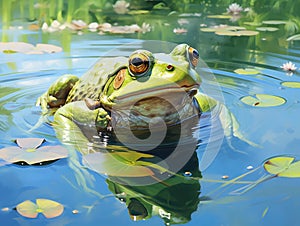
[{"left": 37, "top": 44, "right": 253, "bottom": 153}]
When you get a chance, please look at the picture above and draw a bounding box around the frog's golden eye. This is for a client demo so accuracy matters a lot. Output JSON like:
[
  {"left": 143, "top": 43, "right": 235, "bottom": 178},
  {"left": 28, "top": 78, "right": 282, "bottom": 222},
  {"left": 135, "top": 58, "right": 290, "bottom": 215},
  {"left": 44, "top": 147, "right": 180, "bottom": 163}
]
[
  {"left": 188, "top": 47, "right": 199, "bottom": 67},
  {"left": 128, "top": 52, "right": 151, "bottom": 76}
]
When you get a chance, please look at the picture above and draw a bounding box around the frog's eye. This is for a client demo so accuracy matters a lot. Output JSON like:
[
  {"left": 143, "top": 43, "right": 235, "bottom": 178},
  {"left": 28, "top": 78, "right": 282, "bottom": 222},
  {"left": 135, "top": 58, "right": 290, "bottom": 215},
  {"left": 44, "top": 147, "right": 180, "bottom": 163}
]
[
  {"left": 188, "top": 47, "right": 199, "bottom": 67},
  {"left": 128, "top": 52, "right": 151, "bottom": 76}
]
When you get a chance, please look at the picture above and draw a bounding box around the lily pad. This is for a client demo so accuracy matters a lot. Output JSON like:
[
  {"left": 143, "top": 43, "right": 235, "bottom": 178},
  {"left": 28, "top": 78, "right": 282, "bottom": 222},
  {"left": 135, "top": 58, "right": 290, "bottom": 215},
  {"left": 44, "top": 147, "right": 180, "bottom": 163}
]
[
  {"left": 244, "top": 22, "right": 262, "bottom": 26},
  {"left": 256, "top": 27, "right": 279, "bottom": 32},
  {"left": 262, "top": 20, "right": 287, "bottom": 25},
  {"left": 0, "top": 42, "right": 62, "bottom": 54},
  {"left": 234, "top": 68, "right": 260, "bottom": 75},
  {"left": 207, "top": 14, "right": 232, "bottom": 19},
  {"left": 82, "top": 151, "right": 156, "bottom": 177},
  {"left": 281, "top": 81, "right": 300, "bottom": 88},
  {"left": 200, "top": 27, "right": 217, "bottom": 32},
  {"left": 0, "top": 138, "right": 68, "bottom": 165},
  {"left": 216, "top": 30, "right": 259, "bottom": 36},
  {"left": 240, "top": 94, "right": 286, "bottom": 107},
  {"left": 287, "top": 34, "right": 300, "bottom": 41},
  {"left": 264, "top": 156, "right": 300, "bottom": 178},
  {"left": 16, "top": 199, "right": 64, "bottom": 219}
]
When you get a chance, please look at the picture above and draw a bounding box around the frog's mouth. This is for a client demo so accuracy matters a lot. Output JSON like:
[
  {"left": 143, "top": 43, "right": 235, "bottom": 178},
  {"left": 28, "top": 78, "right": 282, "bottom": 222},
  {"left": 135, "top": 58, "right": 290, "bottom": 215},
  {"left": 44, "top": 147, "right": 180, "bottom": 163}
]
[{"left": 103, "top": 85, "right": 199, "bottom": 110}]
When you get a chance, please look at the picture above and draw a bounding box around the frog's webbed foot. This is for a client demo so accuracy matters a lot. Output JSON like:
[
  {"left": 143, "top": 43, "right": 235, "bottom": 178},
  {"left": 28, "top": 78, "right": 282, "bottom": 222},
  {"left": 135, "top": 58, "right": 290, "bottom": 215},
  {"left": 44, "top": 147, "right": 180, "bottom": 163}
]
[{"left": 36, "top": 74, "right": 79, "bottom": 114}]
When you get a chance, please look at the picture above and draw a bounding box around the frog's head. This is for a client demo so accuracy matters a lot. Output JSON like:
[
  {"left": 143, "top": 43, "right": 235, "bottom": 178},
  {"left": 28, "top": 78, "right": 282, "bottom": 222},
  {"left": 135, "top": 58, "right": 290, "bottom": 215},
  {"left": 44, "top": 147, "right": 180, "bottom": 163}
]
[{"left": 100, "top": 44, "right": 201, "bottom": 127}]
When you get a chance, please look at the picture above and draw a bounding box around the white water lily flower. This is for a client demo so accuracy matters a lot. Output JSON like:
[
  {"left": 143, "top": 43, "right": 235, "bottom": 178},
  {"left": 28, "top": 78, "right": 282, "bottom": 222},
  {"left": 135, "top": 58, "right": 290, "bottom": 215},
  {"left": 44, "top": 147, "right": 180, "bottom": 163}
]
[
  {"left": 281, "top": 61, "right": 297, "bottom": 72},
  {"left": 113, "top": 0, "right": 130, "bottom": 14},
  {"left": 227, "top": 3, "right": 243, "bottom": 15},
  {"left": 141, "top": 23, "right": 151, "bottom": 33}
]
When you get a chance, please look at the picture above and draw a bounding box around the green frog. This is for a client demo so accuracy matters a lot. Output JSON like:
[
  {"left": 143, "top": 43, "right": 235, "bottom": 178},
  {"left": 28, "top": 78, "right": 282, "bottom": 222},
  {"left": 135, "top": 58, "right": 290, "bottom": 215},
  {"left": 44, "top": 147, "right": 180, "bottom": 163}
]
[{"left": 36, "top": 44, "right": 254, "bottom": 154}]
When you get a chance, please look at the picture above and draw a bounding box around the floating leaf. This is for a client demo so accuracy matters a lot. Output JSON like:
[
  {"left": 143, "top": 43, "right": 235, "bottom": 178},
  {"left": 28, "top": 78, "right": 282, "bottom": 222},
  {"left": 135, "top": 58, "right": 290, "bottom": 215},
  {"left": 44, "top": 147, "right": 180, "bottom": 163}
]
[
  {"left": 244, "top": 22, "right": 262, "bottom": 26},
  {"left": 16, "top": 200, "right": 38, "bottom": 218},
  {"left": 256, "top": 27, "right": 279, "bottom": 32},
  {"left": 240, "top": 94, "right": 286, "bottom": 107},
  {"left": 16, "top": 138, "right": 45, "bottom": 149},
  {"left": 0, "top": 138, "right": 68, "bottom": 165},
  {"left": 281, "top": 81, "right": 300, "bottom": 88},
  {"left": 16, "top": 199, "right": 64, "bottom": 219},
  {"left": 264, "top": 156, "right": 300, "bottom": 178},
  {"left": 36, "top": 199, "right": 64, "bottom": 218},
  {"left": 216, "top": 30, "right": 259, "bottom": 36},
  {"left": 264, "top": 156, "right": 295, "bottom": 175},
  {"left": 207, "top": 14, "right": 232, "bottom": 19},
  {"left": 286, "top": 34, "right": 300, "bottom": 41},
  {"left": 35, "top": 44, "right": 63, "bottom": 53},
  {"left": 0, "top": 42, "right": 62, "bottom": 54},
  {"left": 200, "top": 27, "right": 217, "bottom": 32},
  {"left": 262, "top": 20, "right": 287, "bottom": 25},
  {"left": 234, "top": 68, "right": 260, "bottom": 75},
  {"left": 128, "top": 10, "right": 150, "bottom": 15},
  {"left": 82, "top": 151, "right": 155, "bottom": 177}
]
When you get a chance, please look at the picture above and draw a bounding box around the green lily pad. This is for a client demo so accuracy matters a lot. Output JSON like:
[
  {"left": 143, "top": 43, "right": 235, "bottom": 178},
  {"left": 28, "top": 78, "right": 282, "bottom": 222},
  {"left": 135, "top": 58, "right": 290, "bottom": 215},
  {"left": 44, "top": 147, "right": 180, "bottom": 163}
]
[
  {"left": 234, "top": 68, "right": 260, "bottom": 75},
  {"left": 0, "top": 42, "right": 62, "bottom": 54},
  {"left": 200, "top": 27, "right": 217, "bottom": 32},
  {"left": 16, "top": 199, "right": 64, "bottom": 219},
  {"left": 262, "top": 20, "right": 287, "bottom": 25},
  {"left": 216, "top": 30, "right": 259, "bottom": 36},
  {"left": 207, "top": 14, "right": 232, "bottom": 19},
  {"left": 287, "top": 34, "right": 300, "bottom": 41},
  {"left": 82, "top": 151, "right": 155, "bottom": 177},
  {"left": 244, "top": 22, "right": 262, "bottom": 26},
  {"left": 0, "top": 138, "right": 68, "bottom": 165},
  {"left": 281, "top": 81, "right": 300, "bottom": 88},
  {"left": 256, "top": 27, "right": 279, "bottom": 32},
  {"left": 128, "top": 10, "right": 150, "bottom": 15},
  {"left": 240, "top": 94, "right": 286, "bottom": 107},
  {"left": 264, "top": 156, "right": 300, "bottom": 178}
]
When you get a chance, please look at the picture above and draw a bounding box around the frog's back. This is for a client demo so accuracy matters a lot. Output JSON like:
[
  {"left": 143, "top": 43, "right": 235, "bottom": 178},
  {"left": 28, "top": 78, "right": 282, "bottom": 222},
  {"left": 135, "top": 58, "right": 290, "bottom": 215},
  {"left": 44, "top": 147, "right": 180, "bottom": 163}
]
[{"left": 66, "top": 57, "right": 127, "bottom": 103}]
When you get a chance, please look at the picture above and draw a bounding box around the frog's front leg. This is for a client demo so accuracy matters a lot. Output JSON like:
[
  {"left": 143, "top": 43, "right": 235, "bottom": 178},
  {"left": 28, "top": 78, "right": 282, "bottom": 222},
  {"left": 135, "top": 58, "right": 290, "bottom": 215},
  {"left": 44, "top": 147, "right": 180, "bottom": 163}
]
[
  {"left": 194, "top": 92, "right": 260, "bottom": 149},
  {"left": 36, "top": 74, "right": 79, "bottom": 114},
  {"left": 53, "top": 100, "right": 111, "bottom": 154}
]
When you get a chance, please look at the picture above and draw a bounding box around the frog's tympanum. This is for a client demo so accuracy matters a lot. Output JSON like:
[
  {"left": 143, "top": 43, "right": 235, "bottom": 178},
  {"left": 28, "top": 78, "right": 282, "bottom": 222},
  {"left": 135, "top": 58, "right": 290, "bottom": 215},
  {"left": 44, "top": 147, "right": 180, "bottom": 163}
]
[{"left": 37, "top": 43, "right": 249, "bottom": 154}]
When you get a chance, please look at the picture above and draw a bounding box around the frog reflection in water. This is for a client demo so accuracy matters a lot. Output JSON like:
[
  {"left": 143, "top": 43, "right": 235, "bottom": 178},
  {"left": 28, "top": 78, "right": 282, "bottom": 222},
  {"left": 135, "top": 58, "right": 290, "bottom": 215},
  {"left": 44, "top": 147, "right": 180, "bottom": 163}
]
[
  {"left": 37, "top": 43, "right": 246, "bottom": 152},
  {"left": 106, "top": 152, "right": 202, "bottom": 225}
]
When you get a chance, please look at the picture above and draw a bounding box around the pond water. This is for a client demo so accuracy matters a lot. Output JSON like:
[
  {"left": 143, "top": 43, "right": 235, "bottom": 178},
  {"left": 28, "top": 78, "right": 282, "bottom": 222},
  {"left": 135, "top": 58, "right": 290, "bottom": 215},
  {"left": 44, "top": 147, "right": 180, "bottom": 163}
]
[{"left": 1, "top": 8, "right": 300, "bottom": 226}]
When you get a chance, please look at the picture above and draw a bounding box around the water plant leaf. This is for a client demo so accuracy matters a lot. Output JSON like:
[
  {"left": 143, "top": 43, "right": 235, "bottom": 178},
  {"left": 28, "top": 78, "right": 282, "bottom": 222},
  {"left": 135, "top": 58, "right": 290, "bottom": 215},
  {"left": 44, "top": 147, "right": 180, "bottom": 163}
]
[
  {"left": 234, "top": 68, "right": 260, "bottom": 75},
  {"left": 262, "top": 20, "right": 287, "bottom": 25},
  {"left": 207, "top": 14, "right": 232, "bottom": 19},
  {"left": 216, "top": 30, "right": 259, "bottom": 36},
  {"left": 240, "top": 94, "right": 286, "bottom": 107},
  {"left": 0, "top": 42, "right": 62, "bottom": 54},
  {"left": 82, "top": 152, "right": 155, "bottom": 177},
  {"left": 36, "top": 199, "right": 64, "bottom": 218},
  {"left": 264, "top": 156, "right": 295, "bottom": 175},
  {"left": 0, "top": 138, "right": 68, "bottom": 165},
  {"left": 243, "top": 22, "right": 262, "bottom": 26},
  {"left": 15, "top": 138, "right": 45, "bottom": 149},
  {"left": 200, "top": 27, "right": 217, "bottom": 32},
  {"left": 281, "top": 81, "right": 300, "bottom": 88},
  {"left": 16, "top": 199, "right": 64, "bottom": 219},
  {"left": 286, "top": 34, "right": 300, "bottom": 41},
  {"left": 16, "top": 200, "right": 38, "bottom": 218},
  {"left": 35, "top": 44, "right": 63, "bottom": 53},
  {"left": 264, "top": 156, "right": 300, "bottom": 178},
  {"left": 256, "top": 27, "right": 279, "bottom": 32}
]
